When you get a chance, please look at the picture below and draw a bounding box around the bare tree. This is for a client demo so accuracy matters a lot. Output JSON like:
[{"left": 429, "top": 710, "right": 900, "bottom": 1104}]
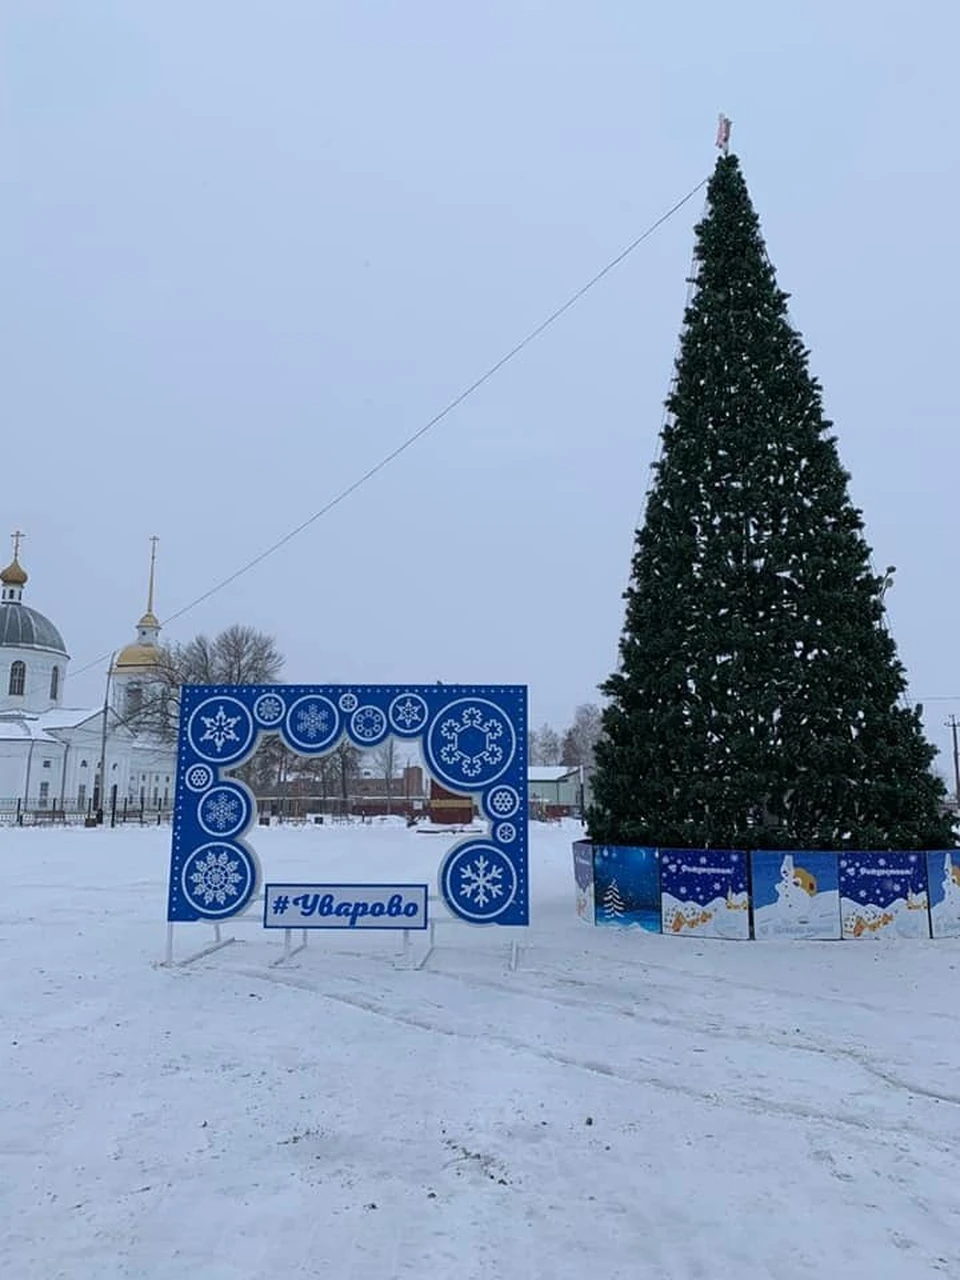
[
  {"left": 561, "top": 703, "right": 603, "bottom": 768},
  {"left": 334, "top": 740, "right": 362, "bottom": 814},
  {"left": 172, "top": 625, "right": 283, "bottom": 686},
  {"left": 530, "top": 723, "right": 561, "bottom": 765},
  {"left": 127, "top": 625, "right": 284, "bottom": 743},
  {"left": 369, "top": 737, "right": 400, "bottom": 814}
]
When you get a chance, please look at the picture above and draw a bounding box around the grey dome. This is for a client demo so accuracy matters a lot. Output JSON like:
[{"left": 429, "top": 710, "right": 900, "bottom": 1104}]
[{"left": 0, "top": 603, "right": 67, "bottom": 655}]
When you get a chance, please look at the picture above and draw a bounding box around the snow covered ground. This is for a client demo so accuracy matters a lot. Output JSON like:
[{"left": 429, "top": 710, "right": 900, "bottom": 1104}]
[{"left": 4, "top": 819, "right": 960, "bottom": 1279}]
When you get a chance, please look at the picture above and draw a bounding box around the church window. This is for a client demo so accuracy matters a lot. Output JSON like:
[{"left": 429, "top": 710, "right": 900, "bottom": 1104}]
[
  {"left": 38, "top": 781, "right": 49, "bottom": 808},
  {"left": 42, "top": 759, "right": 51, "bottom": 769},
  {"left": 50, "top": 666, "right": 60, "bottom": 700},
  {"left": 80, "top": 759, "right": 88, "bottom": 769},
  {"left": 126, "top": 684, "right": 143, "bottom": 716},
  {"left": 8, "top": 661, "right": 25, "bottom": 696}
]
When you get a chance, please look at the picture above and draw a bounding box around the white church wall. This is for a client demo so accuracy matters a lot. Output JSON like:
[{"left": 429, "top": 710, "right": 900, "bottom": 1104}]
[
  {"left": 0, "top": 650, "right": 64, "bottom": 715},
  {"left": 0, "top": 744, "right": 28, "bottom": 804},
  {"left": 0, "top": 738, "right": 67, "bottom": 808}
]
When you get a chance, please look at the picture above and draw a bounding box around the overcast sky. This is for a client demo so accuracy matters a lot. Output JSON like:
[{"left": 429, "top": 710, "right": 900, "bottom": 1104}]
[{"left": 4, "top": 2, "right": 959, "bottom": 769}]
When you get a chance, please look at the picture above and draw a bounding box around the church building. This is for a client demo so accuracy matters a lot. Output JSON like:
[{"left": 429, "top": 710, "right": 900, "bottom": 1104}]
[{"left": 0, "top": 535, "right": 178, "bottom": 816}]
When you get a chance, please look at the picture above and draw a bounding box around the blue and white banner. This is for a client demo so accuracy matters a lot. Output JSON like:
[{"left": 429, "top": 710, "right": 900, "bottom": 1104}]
[
  {"left": 660, "top": 849, "right": 750, "bottom": 939},
  {"left": 751, "top": 851, "right": 841, "bottom": 940},
  {"left": 263, "top": 883, "right": 429, "bottom": 930},
  {"left": 839, "top": 854, "right": 929, "bottom": 939}
]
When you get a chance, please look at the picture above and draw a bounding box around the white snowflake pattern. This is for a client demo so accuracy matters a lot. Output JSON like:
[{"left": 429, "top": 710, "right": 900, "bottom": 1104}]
[
  {"left": 189, "top": 849, "right": 243, "bottom": 907},
  {"left": 199, "top": 705, "right": 242, "bottom": 753},
  {"left": 201, "top": 793, "right": 242, "bottom": 832},
  {"left": 296, "top": 703, "right": 330, "bottom": 740},
  {"left": 496, "top": 822, "right": 517, "bottom": 844},
  {"left": 488, "top": 787, "right": 518, "bottom": 817},
  {"left": 255, "top": 695, "right": 284, "bottom": 724},
  {"left": 439, "top": 706, "right": 504, "bottom": 778},
  {"left": 339, "top": 693, "right": 359, "bottom": 713},
  {"left": 458, "top": 853, "right": 505, "bottom": 908},
  {"left": 185, "top": 764, "right": 213, "bottom": 792},
  {"left": 393, "top": 697, "right": 425, "bottom": 729},
  {"left": 352, "top": 706, "right": 386, "bottom": 741}
]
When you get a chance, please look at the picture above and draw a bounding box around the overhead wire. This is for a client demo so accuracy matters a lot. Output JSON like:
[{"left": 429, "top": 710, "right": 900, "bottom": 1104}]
[{"left": 69, "top": 174, "right": 709, "bottom": 679}]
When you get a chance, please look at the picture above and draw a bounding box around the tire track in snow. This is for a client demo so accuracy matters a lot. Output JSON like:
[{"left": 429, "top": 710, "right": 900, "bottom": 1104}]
[
  {"left": 421, "top": 964, "right": 960, "bottom": 1111},
  {"left": 229, "top": 962, "right": 956, "bottom": 1145}
]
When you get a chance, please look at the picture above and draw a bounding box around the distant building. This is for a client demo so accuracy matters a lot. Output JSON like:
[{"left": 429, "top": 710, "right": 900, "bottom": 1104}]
[
  {"left": 0, "top": 535, "right": 177, "bottom": 816},
  {"left": 527, "top": 764, "right": 589, "bottom": 816}
]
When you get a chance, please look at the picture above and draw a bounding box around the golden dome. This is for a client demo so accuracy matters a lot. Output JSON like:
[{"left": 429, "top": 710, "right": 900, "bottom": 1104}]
[
  {"left": 0, "top": 558, "right": 28, "bottom": 586},
  {"left": 138, "top": 610, "right": 160, "bottom": 629},
  {"left": 113, "top": 642, "right": 163, "bottom": 671}
]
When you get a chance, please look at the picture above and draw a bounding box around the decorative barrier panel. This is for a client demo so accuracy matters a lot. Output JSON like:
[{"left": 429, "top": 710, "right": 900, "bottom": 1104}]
[
  {"left": 660, "top": 849, "right": 750, "bottom": 939},
  {"left": 928, "top": 850, "right": 960, "bottom": 938},
  {"left": 839, "top": 853, "right": 930, "bottom": 939},
  {"left": 751, "top": 851, "right": 841, "bottom": 940},
  {"left": 573, "top": 841, "right": 595, "bottom": 924},
  {"left": 593, "top": 845, "right": 661, "bottom": 931},
  {"left": 573, "top": 842, "right": 951, "bottom": 941}
]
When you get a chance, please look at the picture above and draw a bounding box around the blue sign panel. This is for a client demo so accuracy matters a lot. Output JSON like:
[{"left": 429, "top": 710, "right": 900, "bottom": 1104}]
[
  {"left": 263, "top": 883, "right": 428, "bottom": 930},
  {"left": 927, "top": 850, "right": 960, "bottom": 938},
  {"left": 751, "top": 851, "right": 841, "bottom": 940},
  {"left": 660, "top": 849, "right": 750, "bottom": 939},
  {"left": 168, "top": 684, "right": 528, "bottom": 927},
  {"left": 593, "top": 845, "right": 661, "bottom": 931},
  {"left": 572, "top": 841, "right": 595, "bottom": 923},
  {"left": 839, "top": 853, "right": 930, "bottom": 939}
]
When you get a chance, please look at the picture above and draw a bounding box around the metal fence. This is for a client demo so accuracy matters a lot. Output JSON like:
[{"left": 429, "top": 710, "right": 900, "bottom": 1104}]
[{"left": 0, "top": 795, "right": 172, "bottom": 828}]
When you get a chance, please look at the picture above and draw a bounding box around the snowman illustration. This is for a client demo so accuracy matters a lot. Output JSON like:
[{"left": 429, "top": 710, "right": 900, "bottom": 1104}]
[
  {"left": 775, "top": 853, "right": 817, "bottom": 922},
  {"left": 937, "top": 853, "right": 960, "bottom": 928}
]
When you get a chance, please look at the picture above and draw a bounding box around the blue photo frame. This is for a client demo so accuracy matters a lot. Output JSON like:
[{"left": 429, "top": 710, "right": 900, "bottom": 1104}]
[{"left": 167, "top": 684, "right": 528, "bottom": 927}]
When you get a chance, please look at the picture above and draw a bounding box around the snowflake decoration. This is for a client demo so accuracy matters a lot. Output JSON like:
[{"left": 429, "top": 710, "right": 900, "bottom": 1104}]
[
  {"left": 254, "top": 694, "right": 284, "bottom": 725},
  {"left": 198, "top": 705, "right": 242, "bottom": 753},
  {"left": 459, "top": 853, "right": 505, "bottom": 908},
  {"left": 351, "top": 706, "right": 387, "bottom": 742},
  {"left": 188, "top": 849, "right": 243, "bottom": 907},
  {"left": 185, "top": 764, "right": 214, "bottom": 792},
  {"left": 296, "top": 703, "right": 330, "bottom": 741},
  {"left": 495, "top": 822, "right": 517, "bottom": 844},
  {"left": 439, "top": 706, "right": 504, "bottom": 779},
  {"left": 390, "top": 695, "right": 426, "bottom": 731},
  {"left": 486, "top": 785, "right": 519, "bottom": 820},
  {"left": 200, "top": 792, "right": 242, "bottom": 833},
  {"left": 339, "top": 692, "right": 359, "bottom": 713}
]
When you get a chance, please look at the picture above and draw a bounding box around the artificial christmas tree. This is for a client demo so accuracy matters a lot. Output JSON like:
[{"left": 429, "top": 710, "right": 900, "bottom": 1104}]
[{"left": 589, "top": 153, "right": 953, "bottom": 852}]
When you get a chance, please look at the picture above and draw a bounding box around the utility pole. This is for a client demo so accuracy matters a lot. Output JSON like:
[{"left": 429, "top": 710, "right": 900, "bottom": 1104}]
[
  {"left": 947, "top": 715, "right": 960, "bottom": 810},
  {"left": 97, "top": 651, "right": 118, "bottom": 824}
]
